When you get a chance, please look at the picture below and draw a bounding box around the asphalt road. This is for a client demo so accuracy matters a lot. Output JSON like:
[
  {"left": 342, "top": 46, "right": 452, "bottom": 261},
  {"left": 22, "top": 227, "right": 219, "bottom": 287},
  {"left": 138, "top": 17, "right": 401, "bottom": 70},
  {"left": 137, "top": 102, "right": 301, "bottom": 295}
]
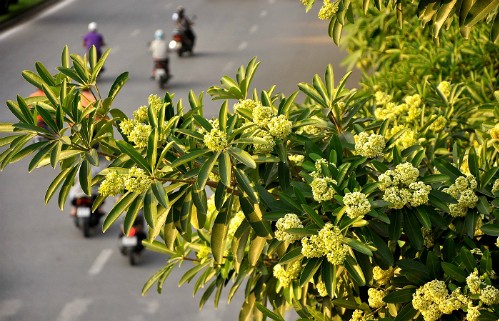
[{"left": 0, "top": 0, "right": 359, "bottom": 320}]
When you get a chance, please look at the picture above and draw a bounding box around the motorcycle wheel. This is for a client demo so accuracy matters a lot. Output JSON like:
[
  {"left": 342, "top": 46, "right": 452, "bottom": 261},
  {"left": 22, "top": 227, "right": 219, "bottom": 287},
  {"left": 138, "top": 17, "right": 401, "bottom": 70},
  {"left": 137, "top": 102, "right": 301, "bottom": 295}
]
[
  {"left": 128, "top": 249, "right": 137, "bottom": 266},
  {"left": 82, "top": 218, "right": 90, "bottom": 238}
]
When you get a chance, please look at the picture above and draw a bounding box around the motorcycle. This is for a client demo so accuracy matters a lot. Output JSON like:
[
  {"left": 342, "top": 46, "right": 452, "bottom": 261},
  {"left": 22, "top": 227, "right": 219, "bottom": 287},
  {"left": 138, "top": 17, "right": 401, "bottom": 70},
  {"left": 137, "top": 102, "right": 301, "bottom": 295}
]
[
  {"left": 169, "top": 28, "right": 194, "bottom": 57},
  {"left": 73, "top": 196, "right": 102, "bottom": 238},
  {"left": 119, "top": 215, "right": 146, "bottom": 266},
  {"left": 153, "top": 60, "right": 170, "bottom": 89}
]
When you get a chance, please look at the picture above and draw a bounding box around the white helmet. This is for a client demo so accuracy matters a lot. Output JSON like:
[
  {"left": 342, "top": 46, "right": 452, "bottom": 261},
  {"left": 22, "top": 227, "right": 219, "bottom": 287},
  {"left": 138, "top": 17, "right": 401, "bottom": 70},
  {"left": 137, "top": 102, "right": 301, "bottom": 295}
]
[
  {"left": 88, "top": 22, "right": 98, "bottom": 31},
  {"left": 154, "top": 29, "right": 164, "bottom": 40}
]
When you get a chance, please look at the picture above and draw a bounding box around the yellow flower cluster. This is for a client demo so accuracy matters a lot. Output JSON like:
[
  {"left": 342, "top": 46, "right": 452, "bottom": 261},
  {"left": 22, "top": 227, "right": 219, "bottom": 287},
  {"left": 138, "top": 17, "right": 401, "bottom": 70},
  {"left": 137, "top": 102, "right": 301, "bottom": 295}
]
[
  {"left": 378, "top": 162, "right": 431, "bottom": 209},
  {"left": 490, "top": 124, "right": 499, "bottom": 140},
  {"left": 437, "top": 81, "right": 451, "bottom": 98},
  {"left": 374, "top": 91, "right": 392, "bottom": 106},
  {"left": 316, "top": 281, "right": 328, "bottom": 297},
  {"left": 147, "top": 94, "right": 163, "bottom": 112},
  {"left": 233, "top": 98, "right": 260, "bottom": 113},
  {"left": 388, "top": 125, "right": 417, "bottom": 150},
  {"left": 466, "top": 270, "right": 482, "bottom": 294},
  {"left": 443, "top": 175, "right": 478, "bottom": 217},
  {"left": 289, "top": 154, "right": 305, "bottom": 166},
  {"left": 496, "top": 236, "right": 499, "bottom": 248},
  {"left": 301, "top": 223, "right": 349, "bottom": 265},
  {"left": 492, "top": 178, "right": 499, "bottom": 194},
  {"left": 99, "top": 167, "right": 153, "bottom": 196},
  {"left": 253, "top": 130, "right": 275, "bottom": 154},
  {"left": 374, "top": 102, "right": 407, "bottom": 121},
  {"left": 252, "top": 105, "right": 275, "bottom": 127},
  {"left": 412, "top": 280, "right": 466, "bottom": 321},
  {"left": 354, "top": 132, "right": 386, "bottom": 158},
  {"left": 480, "top": 285, "right": 499, "bottom": 305},
  {"left": 343, "top": 192, "right": 371, "bottom": 218},
  {"left": 268, "top": 115, "right": 293, "bottom": 139},
  {"left": 301, "top": 116, "right": 323, "bottom": 136},
  {"left": 373, "top": 266, "right": 394, "bottom": 286},
  {"left": 98, "top": 170, "right": 125, "bottom": 196},
  {"left": 273, "top": 261, "right": 301, "bottom": 288},
  {"left": 368, "top": 288, "right": 386, "bottom": 308},
  {"left": 128, "top": 123, "right": 152, "bottom": 148},
  {"left": 466, "top": 305, "right": 480, "bottom": 321},
  {"left": 429, "top": 115, "right": 447, "bottom": 132},
  {"left": 124, "top": 166, "right": 152, "bottom": 194},
  {"left": 275, "top": 213, "right": 303, "bottom": 243},
  {"left": 421, "top": 227, "right": 434, "bottom": 248},
  {"left": 203, "top": 128, "right": 228, "bottom": 152},
  {"left": 318, "top": 0, "right": 339, "bottom": 20},
  {"left": 133, "top": 105, "right": 149, "bottom": 123},
  {"left": 349, "top": 309, "right": 367, "bottom": 321},
  {"left": 196, "top": 245, "right": 211, "bottom": 262},
  {"left": 310, "top": 176, "right": 337, "bottom": 202}
]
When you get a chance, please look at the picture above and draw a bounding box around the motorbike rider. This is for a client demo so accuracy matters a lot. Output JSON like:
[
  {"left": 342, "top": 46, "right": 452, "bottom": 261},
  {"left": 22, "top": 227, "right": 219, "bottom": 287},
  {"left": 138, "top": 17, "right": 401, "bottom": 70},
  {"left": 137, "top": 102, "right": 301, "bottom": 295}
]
[
  {"left": 83, "top": 22, "right": 106, "bottom": 69},
  {"left": 172, "top": 6, "right": 195, "bottom": 48},
  {"left": 149, "top": 29, "right": 171, "bottom": 79}
]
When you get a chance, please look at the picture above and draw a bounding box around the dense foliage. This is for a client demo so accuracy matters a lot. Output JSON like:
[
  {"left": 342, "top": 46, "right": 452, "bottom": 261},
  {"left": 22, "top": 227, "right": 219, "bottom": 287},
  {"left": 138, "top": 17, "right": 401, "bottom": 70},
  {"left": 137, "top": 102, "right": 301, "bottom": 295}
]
[{"left": 1, "top": 1, "right": 499, "bottom": 321}]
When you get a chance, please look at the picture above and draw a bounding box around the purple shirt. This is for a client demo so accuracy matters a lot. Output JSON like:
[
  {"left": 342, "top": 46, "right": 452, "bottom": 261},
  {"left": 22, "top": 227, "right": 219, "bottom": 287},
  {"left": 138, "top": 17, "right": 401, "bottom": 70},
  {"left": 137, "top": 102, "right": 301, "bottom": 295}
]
[{"left": 83, "top": 31, "right": 104, "bottom": 51}]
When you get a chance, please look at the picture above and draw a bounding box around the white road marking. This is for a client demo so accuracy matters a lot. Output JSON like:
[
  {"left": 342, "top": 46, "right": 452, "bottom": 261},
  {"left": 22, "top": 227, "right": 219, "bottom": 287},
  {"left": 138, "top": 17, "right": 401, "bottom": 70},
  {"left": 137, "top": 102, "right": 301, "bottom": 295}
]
[
  {"left": 0, "top": 0, "right": 76, "bottom": 41},
  {"left": 237, "top": 41, "right": 248, "bottom": 51},
  {"left": 0, "top": 299, "right": 22, "bottom": 321},
  {"left": 56, "top": 298, "right": 92, "bottom": 321},
  {"left": 88, "top": 248, "right": 113, "bottom": 275},
  {"left": 223, "top": 61, "right": 234, "bottom": 72},
  {"left": 130, "top": 29, "right": 141, "bottom": 37},
  {"left": 249, "top": 25, "right": 259, "bottom": 34},
  {"left": 260, "top": 10, "right": 268, "bottom": 17}
]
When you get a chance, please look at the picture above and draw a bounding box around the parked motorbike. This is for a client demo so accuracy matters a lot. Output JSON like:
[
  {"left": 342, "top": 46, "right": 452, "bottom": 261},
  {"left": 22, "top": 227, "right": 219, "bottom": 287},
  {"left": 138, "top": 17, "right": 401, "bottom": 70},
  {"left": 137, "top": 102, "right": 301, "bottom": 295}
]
[
  {"left": 153, "top": 60, "right": 170, "bottom": 89},
  {"left": 169, "top": 28, "right": 194, "bottom": 57},
  {"left": 119, "top": 215, "right": 146, "bottom": 266},
  {"left": 73, "top": 196, "right": 102, "bottom": 238}
]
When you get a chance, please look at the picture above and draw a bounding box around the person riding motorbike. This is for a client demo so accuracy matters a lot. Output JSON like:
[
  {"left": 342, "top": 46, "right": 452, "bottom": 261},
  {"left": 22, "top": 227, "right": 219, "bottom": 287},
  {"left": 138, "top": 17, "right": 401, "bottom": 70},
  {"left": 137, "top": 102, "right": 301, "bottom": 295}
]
[
  {"left": 172, "top": 6, "right": 195, "bottom": 48},
  {"left": 83, "top": 22, "right": 106, "bottom": 70},
  {"left": 149, "top": 29, "right": 171, "bottom": 80}
]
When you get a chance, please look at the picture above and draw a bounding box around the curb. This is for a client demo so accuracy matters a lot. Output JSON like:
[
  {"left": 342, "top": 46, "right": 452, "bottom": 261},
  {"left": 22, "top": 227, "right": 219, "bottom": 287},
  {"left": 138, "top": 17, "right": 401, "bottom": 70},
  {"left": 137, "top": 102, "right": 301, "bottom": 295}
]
[{"left": 0, "top": 0, "right": 60, "bottom": 32}]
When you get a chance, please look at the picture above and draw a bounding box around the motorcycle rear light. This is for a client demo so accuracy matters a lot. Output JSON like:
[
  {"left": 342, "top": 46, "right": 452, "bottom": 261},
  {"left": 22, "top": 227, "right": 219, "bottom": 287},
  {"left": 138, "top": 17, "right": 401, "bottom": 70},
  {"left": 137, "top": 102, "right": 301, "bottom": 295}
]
[
  {"left": 76, "top": 198, "right": 92, "bottom": 206},
  {"left": 128, "top": 227, "right": 136, "bottom": 237},
  {"left": 173, "top": 35, "right": 182, "bottom": 41}
]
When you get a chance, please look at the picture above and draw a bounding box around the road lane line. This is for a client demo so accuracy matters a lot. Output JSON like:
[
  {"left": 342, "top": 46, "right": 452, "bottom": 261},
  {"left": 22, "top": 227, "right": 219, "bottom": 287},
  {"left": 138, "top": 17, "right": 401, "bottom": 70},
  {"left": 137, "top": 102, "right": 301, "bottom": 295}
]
[
  {"left": 260, "top": 10, "right": 268, "bottom": 17},
  {"left": 0, "top": 0, "right": 76, "bottom": 41},
  {"left": 130, "top": 29, "right": 141, "bottom": 37},
  {"left": 249, "top": 25, "right": 259, "bottom": 34},
  {"left": 0, "top": 299, "right": 22, "bottom": 321},
  {"left": 237, "top": 41, "right": 248, "bottom": 51},
  {"left": 56, "top": 298, "right": 92, "bottom": 321},
  {"left": 88, "top": 248, "right": 113, "bottom": 275}
]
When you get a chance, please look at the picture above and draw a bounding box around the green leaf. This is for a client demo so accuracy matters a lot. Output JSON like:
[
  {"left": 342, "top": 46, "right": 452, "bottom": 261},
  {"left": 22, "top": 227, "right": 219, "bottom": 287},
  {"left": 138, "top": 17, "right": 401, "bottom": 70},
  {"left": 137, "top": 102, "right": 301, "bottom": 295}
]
[
  {"left": 460, "top": 247, "right": 477, "bottom": 273},
  {"left": 299, "top": 257, "right": 323, "bottom": 286},
  {"left": 152, "top": 181, "right": 169, "bottom": 209},
  {"left": 57, "top": 165, "right": 79, "bottom": 210},
  {"left": 211, "top": 196, "right": 232, "bottom": 264},
  {"left": 279, "top": 247, "right": 304, "bottom": 264},
  {"left": 45, "top": 167, "right": 74, "bottom": 204},
  {"left": 234, "top": 167, "right": 258, "bottom": 203},
  {"left": 35, "top": 61, "right": 56, "bottom": 86},
  {"left": 419, "top": 174, "right": 449, "bottom": 184},
  {"left": 79, "top": 160, "right": 92, "bottom": 196},
  {"left": 434, "top": 158, "right": 463, "bottom": 180},
  {"left": 344, "top": 238, "right": 373, "bottom": 256},
  {"left": 147, "top": 128, "right": 158, "bottom": 170},
  {"left": 383, "top": 288, "right": 416, "bottom": 303},
  {"left": 403, "top": 210, "right": 424, "bottom": 251},
  {"left": 116, "top": 141, "right": 151, "bottom": 173},
  {"left": 28, "top": 142, "right": 55, "bottom": 172},
  {"left": 228, "top": 147, "right": 256, "bottom": 169},
  {"left": 248, "top": 236, "right": 267, "bottom": 266},
  {"left": 344, "top": 255, "right": 366, "bottom": 286},
  {"left": 108, "top": 72, "right": 129, "bottom": 101},
  {"left": 103, "top": 192, "right": 140, "bottom": 232},
  {"left": 480, "top": 224, "right": 499, "bottom": 236},
  {"left": 441, "top": 262, "right": 467, "bottom": 282},
  {"left": 255, "top": 303, "right": 285, "bottom": 321},
  {"left": 393, "top": 303, "right": 417, "bottom": 321},
  {"left": 171, "top": 149, "right": 210, "bottom": 168},
  {"left": 464, "top": 0, "right": 499, "bottom": 28},
  {"left": 123, "top": 195, "right": 144, "bottom": 236},
  {"left": 196, "top": 152, "right": 219, "bottom": 188},
  {"left": 219, "top": 151, "right": 232, "bottom": 187}
]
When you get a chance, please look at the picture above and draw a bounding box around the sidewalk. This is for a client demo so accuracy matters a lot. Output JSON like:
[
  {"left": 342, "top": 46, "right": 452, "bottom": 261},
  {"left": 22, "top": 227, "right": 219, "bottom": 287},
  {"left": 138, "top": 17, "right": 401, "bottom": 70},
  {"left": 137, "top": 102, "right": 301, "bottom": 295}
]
[{"left": 0, "top": 0, "right": 59, "bottom": 32}]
